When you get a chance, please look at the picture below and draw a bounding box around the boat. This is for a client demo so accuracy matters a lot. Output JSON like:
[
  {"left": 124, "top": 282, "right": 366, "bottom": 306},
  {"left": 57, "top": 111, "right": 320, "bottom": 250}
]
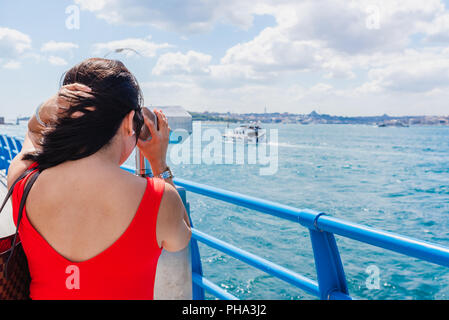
[
  {"left": 377, "top": 120, "right": 410, "bottom": 127},
  {"left": 223, "top": 122, "right": 265, "bottom": 143}
]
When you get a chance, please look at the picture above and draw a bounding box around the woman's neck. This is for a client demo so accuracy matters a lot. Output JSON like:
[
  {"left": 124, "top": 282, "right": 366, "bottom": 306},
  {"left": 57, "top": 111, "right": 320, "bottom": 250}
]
[{"left": 63, "top": 140, "right": 125, "bottom": 172}]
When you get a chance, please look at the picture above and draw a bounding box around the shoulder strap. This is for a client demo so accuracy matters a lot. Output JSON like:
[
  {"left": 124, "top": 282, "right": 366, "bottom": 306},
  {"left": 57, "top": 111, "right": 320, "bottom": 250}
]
[
  {"left": 0, "top": 168, "right": 34, "bottom": 214},
  {"left": 4, "top": 170, "right": 40, "bottom": 279}
]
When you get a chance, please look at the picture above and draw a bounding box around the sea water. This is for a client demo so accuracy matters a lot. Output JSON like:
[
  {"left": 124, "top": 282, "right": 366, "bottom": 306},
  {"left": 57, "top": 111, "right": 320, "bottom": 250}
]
[{"left": 2, "top": 122, "right": 449, "bottom": 300}]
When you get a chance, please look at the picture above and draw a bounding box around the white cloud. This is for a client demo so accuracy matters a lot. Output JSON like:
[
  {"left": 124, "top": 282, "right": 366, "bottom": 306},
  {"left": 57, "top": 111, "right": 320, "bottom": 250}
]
[
  {"left": 140, "top": 79, "right": 338, "bottom": 114},
  {"left": 75, "top": 0, "right": 449, "bottom": 84},
  {"left": 322, "top": 59, "right": 355, "bottom": 79},
  {"left": 145, "top": 0, "right": 448, "bottom": 84},
  {"left": 74, "top": 0, "right": 446, "bottom": 50},
  {"left": 149, "top": 28, "right": 335, "bottom": 85},
  {"left": 92, "top": 37, "right": 172, "bottom": 58},
  {"left": 361, "top": 49, "right": 449, "bottom": 93},
  {"left": 421, "top": 13, "right": 449, "bottom": 42},
  {"left": 0, "top": 27, "right": 32, "bottom": 58},
  {"left": 74, "top": 0, "right": 261, "bottom": 33},
  {"left": 221, "top": 27, "right": 322, "bottom": 72},
  {"left": 75, "top": 0, "right": 106, "bottom": 11},
  {"left": 190, "top": 27, "right": 354, "bottom": 84},
  {"left": 208, "top": 63, "right": 262, "bottom": 84},
  {"left": 2, "top": 60, "right": 21, "bottom": 69},
  {"left": 310, "top": 83, "right": 333, "bottom": 94},
  {"left": 280, "top": 0, "right": 445, "bottom": 54},
  {"left": 41, "top": 41, "right": 79, "bottom": 52},
  {"left": 48, "top": 55, "right": 68, "bottom": 66},
  {"left": 152, "top": 50, "right": 212, "bottom": 75}
]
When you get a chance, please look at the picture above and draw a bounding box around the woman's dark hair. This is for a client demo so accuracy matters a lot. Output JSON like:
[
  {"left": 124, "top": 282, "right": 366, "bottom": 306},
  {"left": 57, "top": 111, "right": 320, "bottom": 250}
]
[{"left": 23, "top": 58, "right": 144, "bottom": 171}]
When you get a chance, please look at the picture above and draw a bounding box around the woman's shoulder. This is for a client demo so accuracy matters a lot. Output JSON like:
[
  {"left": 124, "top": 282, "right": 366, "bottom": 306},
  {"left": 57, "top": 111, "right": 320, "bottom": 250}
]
[
  {"left": 146, "top": 176, "right": 167, "bottom": 194},
  {"left": 157, "top": 182, "right": 184, "bottom": 222},
  {"left": 7, "top": 157, "right": 35, "bottom": 190}
]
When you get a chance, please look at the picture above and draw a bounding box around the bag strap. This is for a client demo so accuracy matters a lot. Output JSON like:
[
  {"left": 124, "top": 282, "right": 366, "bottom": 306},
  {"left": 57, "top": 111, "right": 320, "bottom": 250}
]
[
  {"left": 0, "top": 168, "right": 34, "bottom": 214},
  {"left": 4, "top": 170, "right": 40, "bottom": 279}
]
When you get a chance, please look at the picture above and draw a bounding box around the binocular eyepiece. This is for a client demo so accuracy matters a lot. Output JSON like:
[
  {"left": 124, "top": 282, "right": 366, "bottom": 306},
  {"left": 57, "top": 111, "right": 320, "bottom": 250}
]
[{"left": 138, "top": 107, "right": 158, "bottom": 141}]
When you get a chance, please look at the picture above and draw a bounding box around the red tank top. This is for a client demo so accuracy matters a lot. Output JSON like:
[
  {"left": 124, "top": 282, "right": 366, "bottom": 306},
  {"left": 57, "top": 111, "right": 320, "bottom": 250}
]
[{"left": 11, "top": 166, "right": 164, "bottom": 300}]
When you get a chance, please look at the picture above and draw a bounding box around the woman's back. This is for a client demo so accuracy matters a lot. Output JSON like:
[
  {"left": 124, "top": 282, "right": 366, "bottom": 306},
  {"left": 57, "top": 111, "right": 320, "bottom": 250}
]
[
  {"left": 26, "top": 158, "right": 151, "bottom": 263},
  {"left": 12, "top": 160, "right": 165, "bottom": 299}
]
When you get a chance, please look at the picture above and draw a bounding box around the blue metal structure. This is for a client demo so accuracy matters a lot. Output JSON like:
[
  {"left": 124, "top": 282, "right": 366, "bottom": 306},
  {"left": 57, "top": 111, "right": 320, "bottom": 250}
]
[
  {"left": 0, "top": 135, "right": 22, "bottom": 173},
  {"left": 2, "top": 134, "right": 449, "bottom": 300}
]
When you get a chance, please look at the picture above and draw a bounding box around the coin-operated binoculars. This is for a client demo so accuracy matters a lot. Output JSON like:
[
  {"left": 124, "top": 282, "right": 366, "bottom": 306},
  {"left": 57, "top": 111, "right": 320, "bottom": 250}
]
[
  {"left": 135, "top": 106, "right": 192, "bottom": 177},
  {"left": 136, "top": 106, "right": 194, "bottom": 300}
]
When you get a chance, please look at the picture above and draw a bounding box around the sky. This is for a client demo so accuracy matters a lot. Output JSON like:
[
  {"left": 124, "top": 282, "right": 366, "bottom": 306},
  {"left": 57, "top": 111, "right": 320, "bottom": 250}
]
[{"left": 1, "top": 0, "right": 449, "bottom": 119}]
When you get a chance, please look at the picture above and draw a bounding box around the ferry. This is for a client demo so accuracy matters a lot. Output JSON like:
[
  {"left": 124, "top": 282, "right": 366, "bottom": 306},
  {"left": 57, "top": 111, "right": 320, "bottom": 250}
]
[
  {"left": 377, "top": 120, "right": 410, "bottom": 127},
  {"left": 2, "top": 110, "right": 449, "bottom": 300},
  {"left": 223, "top": 122, "right": 265, "bottom": 143}
]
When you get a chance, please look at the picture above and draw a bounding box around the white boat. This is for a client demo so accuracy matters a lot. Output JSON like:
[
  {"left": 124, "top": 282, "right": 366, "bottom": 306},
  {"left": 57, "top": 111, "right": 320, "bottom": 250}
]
[{"left": 223, "top": 122, "right": 265, "bottom": 143}]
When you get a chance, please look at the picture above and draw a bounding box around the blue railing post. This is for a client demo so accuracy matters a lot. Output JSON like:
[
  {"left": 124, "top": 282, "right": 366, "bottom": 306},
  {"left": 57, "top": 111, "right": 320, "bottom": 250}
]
[
  {"left": 0, "top": 136, "right": 5, "bottom": 170},
  {"left": 176, "top": 186, "right": 205, "bottom": 300},
  {"left": 0, "top": 135, "right": 12, "bottom": 173},
  {"left": 5, "top": 136, "right": 19, "bottom": 158},
  {"left": 299, "top": 212, "right": 350, "bottom": 300},
  {"left": 13, "top": 137, "right": 23, "bottom": 153},
  {"left": 309, "top": 226, "right": 350, "bottom": 300}
]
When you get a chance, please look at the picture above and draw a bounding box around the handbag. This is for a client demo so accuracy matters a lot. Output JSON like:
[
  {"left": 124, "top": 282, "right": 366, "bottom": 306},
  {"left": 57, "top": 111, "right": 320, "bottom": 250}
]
[{"left": 0, "top": 168, "right": 40, "bottom": 300}]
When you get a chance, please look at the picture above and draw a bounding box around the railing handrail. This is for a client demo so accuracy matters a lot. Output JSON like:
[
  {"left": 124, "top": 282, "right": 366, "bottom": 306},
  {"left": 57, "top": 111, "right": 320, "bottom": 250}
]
[
  {"left": 191, "top": 228, "right": 321, "bottom": 297},
  {"left": 173, "top": 177, "right": 319, "bottom": 223},
  {"left": 167, "top": 174, "right": 449, "bottom": 269}
]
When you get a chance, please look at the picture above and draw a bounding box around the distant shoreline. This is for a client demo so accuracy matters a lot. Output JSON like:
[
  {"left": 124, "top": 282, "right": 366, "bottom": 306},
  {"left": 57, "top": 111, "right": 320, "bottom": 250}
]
[
  {"left": 189, "top": 111, "right": 449, "bottom": 126},
  {"left": 2, "top": 111, "right": 449, "bottom": 127}
]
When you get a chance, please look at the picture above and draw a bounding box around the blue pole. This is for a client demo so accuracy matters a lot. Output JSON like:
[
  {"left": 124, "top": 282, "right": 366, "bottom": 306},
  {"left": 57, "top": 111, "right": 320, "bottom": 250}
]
[
  {"left": 0, "top": 135, "right": 12, "bottom": 173},
  {"left": 5, "top": 136, "right": 19, "bottom": 158},
  {"left": 309, "top": 229, "right": 350, "bottom": 300},
  {"left": 192, "top": 273, "right": 239, "bottom": 300}
]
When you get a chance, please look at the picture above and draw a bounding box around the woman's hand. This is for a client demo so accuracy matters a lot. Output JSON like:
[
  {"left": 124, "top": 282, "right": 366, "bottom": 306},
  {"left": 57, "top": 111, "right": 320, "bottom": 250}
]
[
  {"left": 137, "top": 109, "right": 171, "bottom": 176},
  {"left": 28, "top": 83, "right": 92, "bottom": 147},
  {"left": 38, "top": 83, "right": 93, "bottom": 126}
]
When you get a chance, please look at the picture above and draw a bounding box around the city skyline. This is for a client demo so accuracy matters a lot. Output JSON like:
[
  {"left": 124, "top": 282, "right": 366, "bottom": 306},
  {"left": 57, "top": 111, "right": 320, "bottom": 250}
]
[{"left": 2, "top": 107, "right": 449, "bottom": 123}]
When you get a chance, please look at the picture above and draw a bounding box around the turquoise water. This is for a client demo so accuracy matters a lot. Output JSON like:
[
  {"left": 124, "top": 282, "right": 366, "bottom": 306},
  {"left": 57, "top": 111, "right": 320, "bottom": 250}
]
[{"left": 2, "top": 122, "right": 449, "bottom": 300}]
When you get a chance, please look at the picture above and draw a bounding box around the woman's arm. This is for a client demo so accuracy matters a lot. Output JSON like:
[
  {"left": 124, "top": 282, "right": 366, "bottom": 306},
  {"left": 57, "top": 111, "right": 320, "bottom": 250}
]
[
  {"left": 7, "top": 83, "right": 92, "bottom": 189},
  {"left": 157, "top": 183, "right": 192, "bottom": 251},
  {"left": 137, "top": 108, "right": 192, "bottom": 251}
]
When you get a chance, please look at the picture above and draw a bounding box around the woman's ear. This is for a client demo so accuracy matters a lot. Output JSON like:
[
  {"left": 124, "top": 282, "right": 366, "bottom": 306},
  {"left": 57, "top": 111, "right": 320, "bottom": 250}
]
[{"left": 124, "top": 110, "right": 135, "bottom": 136}]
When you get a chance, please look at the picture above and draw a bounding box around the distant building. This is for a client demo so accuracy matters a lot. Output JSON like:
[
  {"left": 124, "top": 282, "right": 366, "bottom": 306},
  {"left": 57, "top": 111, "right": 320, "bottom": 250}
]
[{"left": 0, "top": 117, "right": 4, "bottom": 125}]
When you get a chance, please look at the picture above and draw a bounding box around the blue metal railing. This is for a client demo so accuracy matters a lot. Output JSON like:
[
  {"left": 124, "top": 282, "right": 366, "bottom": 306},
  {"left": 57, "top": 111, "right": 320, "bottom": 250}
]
[
  {"left": 0, "top": 135, "right": 22, "bottom": 173},
  {"left": 2, "top": 134, "right": 449, "bottom": 300},
  {"left": 124, "top": 161, "right": 449, "bottom": 299},
  {"left": 191, "top": 228, "right": 320, "bottom": 297}
]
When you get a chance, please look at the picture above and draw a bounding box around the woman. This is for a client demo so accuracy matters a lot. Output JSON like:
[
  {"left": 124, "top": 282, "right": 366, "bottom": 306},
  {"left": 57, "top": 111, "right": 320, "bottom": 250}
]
[{"left": 6, "top": 58, "right": 191, "bottom": 299}]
